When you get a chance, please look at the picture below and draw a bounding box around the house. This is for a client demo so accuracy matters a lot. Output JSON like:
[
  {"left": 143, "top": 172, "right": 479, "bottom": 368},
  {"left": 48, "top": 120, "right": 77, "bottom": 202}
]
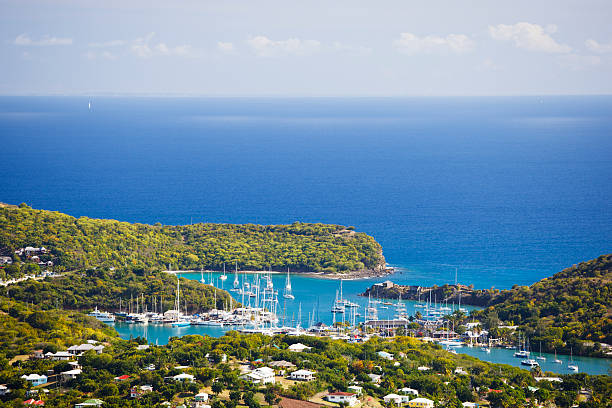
[
  {"left": 114, "top": 375, "right": 130, "bottom": 382},
  {"left": 454, "top": 367, "right": 468, "bottom": 375},
  {"left": 377, "top": 351, "right": 394, "bottom": 360},
  {"left": 45, "top": 351, "right": 73, "bottom": 361},
  {"left": 0, "top": 256, "right": 12, "bottom": 265},
  {"left": 241, "top": 367, "right": 275, "bottom": 385},
  {"left": 416, "top": 366, "right": 431, "bottom": 371},
  {"left": 367, "top": 373, "right": 382, "bottom": 384},
  {"left": 130, "top": 385, "right": 153, "bottom": 398},
  {"left": 74, "top": 399, "right": 104, "bottom": 408},
  {"left": 23, "top": 399, "right": 45, "bottom": 406},
  {"left": 268, "top": 360, "right": 296, "bottom": 375},
  {"left": 399, "top": 388, "right": 418, "bottom": 397},
  {"left": 347, "top": 386, "right": 362, "bottom": 396},
  {"left": 205, "top": 353, "right": 227, "bottom": 363},
  {"left": 288, "top": 343, "right": 311, "bottom": 352},
  {"left": 31, "top": 350, "right": 44, "bottom": 359},
  {"left": 383, "top": 393, "right": 409, "bottom": 405},
  {"left": 462, "top": 403, "right": 478, "bottom": 408},
  {"left": 136, "top": 345, "right": 149, "bottom": 351},
  {"left": 407, "top": 398, "right": 434, "bottom": 408},
  {"left": 0, "top": 384, "right": 9, "bottom": 396},
  {"left": 194, "top": 392, "right": 209, "bottom": 402},
  {"left": 289, "top": 369, "right": 315, "bottom": 381},
  {"left": 326, "top": 392, "right": 358, "bottom": 406},
  {"left": 68, "top": 343, "right": 105, "bottom": 355},
  {"left": 21, "top": 374, "right": 47, "bottom": 387},
  {"left": 61, "top": 369, "right": 82, "bottom": 381},
  {"left": 173, "top": 373, "right": 195, "bottom": 383}
]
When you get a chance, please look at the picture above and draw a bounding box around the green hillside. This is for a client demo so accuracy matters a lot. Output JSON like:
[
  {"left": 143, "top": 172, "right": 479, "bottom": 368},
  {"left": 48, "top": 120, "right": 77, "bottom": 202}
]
[
  {"left": 477, "top": 254, "right": 612, "bottom": 357},
  {"left": 0, "top": 203, "right": 385, "bottom": 275}
]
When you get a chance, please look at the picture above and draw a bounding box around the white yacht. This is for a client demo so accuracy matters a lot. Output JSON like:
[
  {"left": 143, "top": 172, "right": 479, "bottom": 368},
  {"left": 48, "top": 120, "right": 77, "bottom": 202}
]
[{"left": 88, "top": 307, "right": 115, "bottom": 323}]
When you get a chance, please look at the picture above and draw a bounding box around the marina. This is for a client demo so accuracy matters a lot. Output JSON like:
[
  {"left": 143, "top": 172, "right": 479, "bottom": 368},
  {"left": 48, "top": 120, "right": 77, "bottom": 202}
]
[{"left": 103, "top": 270, "right": 612, "bottom": 376}]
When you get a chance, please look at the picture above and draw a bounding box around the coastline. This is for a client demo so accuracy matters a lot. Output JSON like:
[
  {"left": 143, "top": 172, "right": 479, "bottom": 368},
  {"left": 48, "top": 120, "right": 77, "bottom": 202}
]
[{"left": 164, "top": 267, "right": 395, "bottom": 280}]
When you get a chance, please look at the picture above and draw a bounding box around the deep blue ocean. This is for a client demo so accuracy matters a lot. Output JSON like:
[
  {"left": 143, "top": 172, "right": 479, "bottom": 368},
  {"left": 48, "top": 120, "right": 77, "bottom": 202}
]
[{"left": 1, "top": 96, "right": 611, "bottom": 289}]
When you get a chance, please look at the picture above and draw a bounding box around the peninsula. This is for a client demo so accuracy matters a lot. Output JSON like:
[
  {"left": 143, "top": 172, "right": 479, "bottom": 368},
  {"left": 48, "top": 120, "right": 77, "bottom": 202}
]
[{"left": 0, "top": 203, "right": 386, "bottom": 278}]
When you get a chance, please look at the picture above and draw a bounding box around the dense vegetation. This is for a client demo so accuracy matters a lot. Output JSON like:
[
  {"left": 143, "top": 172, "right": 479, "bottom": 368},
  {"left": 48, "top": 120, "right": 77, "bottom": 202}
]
[
  {"left": 2, "top": 324, "right": 610, "bottom": 408},
  {"left": 0, "top": 298, "right": 117, "bottom": 358},
  {"left": 5, "top": 267, "right": 236, "bottom": 316},
  {"left": 0, "top": 204, "right": 384, "bottom": 275},
  {"left": 475, "top": 254, "right": 612, "bottom": 357}
]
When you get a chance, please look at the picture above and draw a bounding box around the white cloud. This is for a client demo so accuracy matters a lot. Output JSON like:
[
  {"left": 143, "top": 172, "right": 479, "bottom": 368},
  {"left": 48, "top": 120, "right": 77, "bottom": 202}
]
[
  {"left": 585, "top": 39, "right": 612, "bottom": 54},
  {"left": 84, "top": 50, "right": 117, "bottom": 60},
  {"left": 393, "top": 32, "right": 474, "bottom": 55},
  {"left": 332, "top": 42, "right": 372, "bottom": 56},
  {"left": 88, "top": 40, "right": 125, "bottom": 48},
  {"left": 247, "top": 35, "right": 321, "bottom": 57},
  {"left": 558, "top": 54, "right": 601, "bottom": 70},
  {"left": 489, "top": 22, "right": 571, "bottom": 53},
  {"left": 217, "top": 41, "right": 235, "bottom": 53},
  {"left": 131, "top": 33, "right": 193, "bottom": 58},
  {"left": 14, "top": 34, "right": 72, "bottom": 46}
]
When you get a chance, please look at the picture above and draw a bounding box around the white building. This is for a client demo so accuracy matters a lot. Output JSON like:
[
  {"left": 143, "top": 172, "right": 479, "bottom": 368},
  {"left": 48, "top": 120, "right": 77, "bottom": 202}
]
[
  {"left": 289, "top": 369, "right": 315, "bottom": 381},
  {"left": 68, "top": 343, "right": 105, "bottom": 355},
  {"left": 462, "top": 403, "right": 478, "bottom": 408},
  {"left": 61, "top": 369, "right": 82, "bottom": 381},
  {"left": 241, "top": 367, "right": 275, "bottom": 385},
  {"left": 408, "top": 398, "right": 434, "bottom": 408},
  {"left": 173, "top": 373, "right": 195, "bottom": 383},
  {"left": 383, "top": 393, "right": 411, "bottom": 405},
  {"left": 288, "top": 343, "right": 311, "bottom": 352},
  {"left": 130, "top": 385, "right": 153, "bottom": 398},
  {"left": 21, "top": 374, "right": 47, "bottom": 386},
  {"left": 377, "top": 351, "right": 394, "bottom": 360},
  {"left": 347, "top": 385, "right": 362, "bottom": 396},
  {"left": 399, "top": 388, "right": 418, "bottom": 397},
  {"left": 454, "top": 367, "right": 468, "bottom": 376},
  {"left": 45, "top": 351, "right": 73, "bottom": 361},
  {"left": 194, "top": 392, "right": 209, "bottom": 402},
  {"left": 367, "top": 373, "right": 382, "bottom": 383},
  {"left": 326, "top": 392, "right": 358, "bottom": 406},
  {"left": 0, "top": 385, "right": 10, "bottom": 396}
]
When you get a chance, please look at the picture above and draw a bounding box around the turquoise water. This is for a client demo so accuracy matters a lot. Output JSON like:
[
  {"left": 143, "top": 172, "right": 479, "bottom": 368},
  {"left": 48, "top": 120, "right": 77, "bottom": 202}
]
[
  {"left": 110, "top": 272, "right": 612, "bottom": 376},
  {"left": 455, "top": 346, "right": 611, "bottom": 376}
]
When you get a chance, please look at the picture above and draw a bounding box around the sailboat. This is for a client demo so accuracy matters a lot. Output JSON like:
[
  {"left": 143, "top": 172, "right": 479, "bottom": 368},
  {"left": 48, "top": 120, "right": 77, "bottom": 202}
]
[
  {"left": 567, "top": 348, "right": 578, "bottom": 371},
  {"left": 331, "top": 281, "right": 346, "bottom": 313},
  {"left": 231, "top": 261, "right": 240, "bottom": 292},
  {"left": 200, "top": 268, "right": 206, "bottom": 284},
  {"left": 220, "top": 263, "right": 227, "bottom": 282},
  {"left": 536, "top": 342, "right": 546, "bottom": 361},
  {"left": 88, "top": 100, "right": 91, "bottom": 110},
  {"left": 553, "top": 349, "right": 562, "bottom": 364},
  {"left": 283, "top": 269, "right": 295, "bottom": 299},
  {"left": 171, "top": 276, "right": 190, "bottom": 327}
]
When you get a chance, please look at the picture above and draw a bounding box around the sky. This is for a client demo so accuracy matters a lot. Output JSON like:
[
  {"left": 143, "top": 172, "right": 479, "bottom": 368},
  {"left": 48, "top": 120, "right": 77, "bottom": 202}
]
[{"left": 1, "top": 0, "right": 611, "bottom": 96}]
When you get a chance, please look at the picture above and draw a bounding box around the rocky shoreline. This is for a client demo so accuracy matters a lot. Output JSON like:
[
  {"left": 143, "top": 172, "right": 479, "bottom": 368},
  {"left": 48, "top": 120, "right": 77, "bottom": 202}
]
[{"left": 361, "top": 280, "right": 499, "bottom": 306}]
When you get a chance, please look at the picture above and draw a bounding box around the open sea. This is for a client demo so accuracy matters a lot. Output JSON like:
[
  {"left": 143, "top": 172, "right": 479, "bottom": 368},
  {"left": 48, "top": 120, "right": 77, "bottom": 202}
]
[{"left": 1, "top": 96, "right": 611, "bottom": 374}]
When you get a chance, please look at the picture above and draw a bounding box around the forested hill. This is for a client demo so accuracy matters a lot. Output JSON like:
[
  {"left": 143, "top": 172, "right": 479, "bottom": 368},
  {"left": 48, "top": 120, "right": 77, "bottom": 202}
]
[
  {"left": 0, "top": 203, "right": 385, "bottom": 274},
  {"left": 477, "top": 254, "right": 612, "bottom": 356}
]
